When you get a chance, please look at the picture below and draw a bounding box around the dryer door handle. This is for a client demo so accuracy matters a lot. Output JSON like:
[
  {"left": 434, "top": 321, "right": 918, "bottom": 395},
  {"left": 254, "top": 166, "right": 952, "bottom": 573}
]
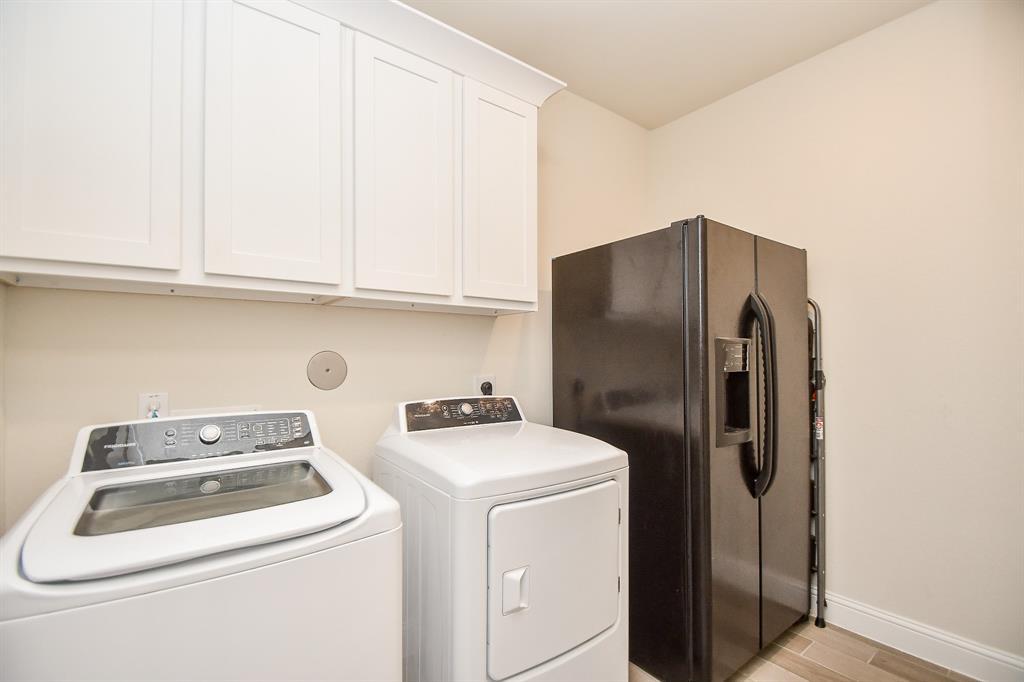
[{"left": 502, "top": 566, "right": 530, "bottom": 615}]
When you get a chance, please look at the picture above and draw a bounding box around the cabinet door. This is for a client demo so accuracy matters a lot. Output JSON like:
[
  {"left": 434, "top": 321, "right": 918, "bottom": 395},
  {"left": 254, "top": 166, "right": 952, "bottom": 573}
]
[
  {"left": 462, "top": 80, "right": 537, "bottom": 302},
  {"left": 354, "top": 33, "right": 454, "bottom": 296},
  {"left": 0, "top": 0, "right": 182, "bottom": 269},
  {"left": 205, "top": 0, "right": 342, "bottom": 284}
]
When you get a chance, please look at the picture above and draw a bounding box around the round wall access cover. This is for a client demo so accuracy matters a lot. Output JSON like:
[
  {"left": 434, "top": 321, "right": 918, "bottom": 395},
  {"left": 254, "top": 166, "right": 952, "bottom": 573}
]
[{"left": 307, "top": 351, "right": 347, "bottom": 390}]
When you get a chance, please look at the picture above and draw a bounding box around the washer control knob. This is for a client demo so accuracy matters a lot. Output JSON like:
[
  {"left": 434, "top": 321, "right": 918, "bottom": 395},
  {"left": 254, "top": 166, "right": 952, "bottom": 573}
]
[
  {"left": 199, "top": 424, "right": 222, "bottom": 445},
  {"left": 459, "top": 402, "right": 474, "bottom": 416}
]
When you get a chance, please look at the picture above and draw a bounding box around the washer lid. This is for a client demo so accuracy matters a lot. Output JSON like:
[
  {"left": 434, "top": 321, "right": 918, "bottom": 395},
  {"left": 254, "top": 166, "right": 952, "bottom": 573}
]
[
  {"left": 20, "top": 448, "right": 366, "bottom": 583},
  {"left": 376, "top": 422, "right": 627, "bottom": 499}
]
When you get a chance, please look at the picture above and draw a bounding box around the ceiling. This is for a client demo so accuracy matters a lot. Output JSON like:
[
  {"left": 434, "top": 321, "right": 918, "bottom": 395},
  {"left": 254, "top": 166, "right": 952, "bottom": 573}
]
[{"left": 404, "top": 0, "right": 929, "bottom": 129}]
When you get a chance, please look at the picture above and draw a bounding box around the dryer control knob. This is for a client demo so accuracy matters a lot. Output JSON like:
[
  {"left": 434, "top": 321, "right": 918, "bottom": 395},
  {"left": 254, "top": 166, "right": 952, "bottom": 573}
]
[
  {"left": 199, "top": 424, "right": 222, "bottom": 445},
  {"left": 459, "top": 402, "right": 474, "bottom": 416}
]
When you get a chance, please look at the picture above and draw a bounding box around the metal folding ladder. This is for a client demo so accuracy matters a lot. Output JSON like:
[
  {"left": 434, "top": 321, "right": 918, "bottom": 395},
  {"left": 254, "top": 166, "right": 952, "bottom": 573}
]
[{"left": 809, "top": 299, "right": 827, "bottom": 627}]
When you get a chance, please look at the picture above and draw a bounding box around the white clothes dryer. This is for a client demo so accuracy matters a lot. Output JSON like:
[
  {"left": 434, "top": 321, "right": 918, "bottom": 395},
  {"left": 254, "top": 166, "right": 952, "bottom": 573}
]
[
  {"left": 374, "top": 396, "right": 628, "bottom": 682},
  {"left": 0, "top": 411, "right": 401, "bottom": 682}
]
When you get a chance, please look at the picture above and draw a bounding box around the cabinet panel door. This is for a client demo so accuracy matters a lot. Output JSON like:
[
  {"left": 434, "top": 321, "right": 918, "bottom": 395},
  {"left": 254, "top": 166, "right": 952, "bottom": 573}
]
[
  {"left": 205, "top": 0, "right": 342, "bottom": 284},
  {"left": 354, "top": 33, "right": 454, "bottom": 296},
  {"left": 462, "top": 80, "right": 537, "bottom": 302},
  {"left": 0, "top": 0, "right": 182, "bottom": 269}
]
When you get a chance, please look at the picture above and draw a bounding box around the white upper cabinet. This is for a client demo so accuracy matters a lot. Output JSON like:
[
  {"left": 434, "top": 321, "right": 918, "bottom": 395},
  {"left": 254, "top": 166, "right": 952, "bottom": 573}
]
[
  {"left": 204, "top": 0, "right": 342, "bottom": 284},
  {"left": 0, "top": 0, "right": 564, "bottom": 313},
  {"left": 353, "top": 33, "right": 454, "bottom": 296},
  {"left": 0, "top": 0, "right": 183, "bottom": 269},
  {"left": 462, "top": 80, "right": 538, "bottom": 303}
]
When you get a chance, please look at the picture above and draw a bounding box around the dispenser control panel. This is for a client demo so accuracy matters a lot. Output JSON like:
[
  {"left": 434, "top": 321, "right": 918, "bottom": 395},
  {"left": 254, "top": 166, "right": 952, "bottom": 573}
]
[
  {"left": 720, "top": 340, "right": 749, "bottom": 372},
  {"left": 404, "top": 397, "right": 522, "bottom": 432},
  {"left": 81, "top": 412, "right": 314, "bottom": 472},
  {"left": 715, "top": 337, "right": 753, "bottom": 447}
]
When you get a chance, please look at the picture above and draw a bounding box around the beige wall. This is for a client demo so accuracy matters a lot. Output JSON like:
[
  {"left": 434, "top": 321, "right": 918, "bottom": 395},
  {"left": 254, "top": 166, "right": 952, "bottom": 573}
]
[
  {"left": 0, "top": 90, "right": 649, "bottom": 529},
  {"left": 2, "top": 289, "right": 488, "bottom": 524},
  {"left": 647, "top": 0, "right": 1024, "bottom": 657}
]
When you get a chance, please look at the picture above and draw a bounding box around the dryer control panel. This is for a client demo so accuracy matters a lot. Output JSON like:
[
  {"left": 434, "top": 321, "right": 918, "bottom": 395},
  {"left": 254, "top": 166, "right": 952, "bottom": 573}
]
[
  {"left": 404, "top": 397, "right": 522, "bottom": 432},
  {"left": 81, "top": 412, "right": 314, "bottom": 472}
]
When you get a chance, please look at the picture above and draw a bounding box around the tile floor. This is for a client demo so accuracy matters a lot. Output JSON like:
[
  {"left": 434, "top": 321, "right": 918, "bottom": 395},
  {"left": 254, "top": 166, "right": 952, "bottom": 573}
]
[{"left": 729, "top": 622, "right": 978, "bottom": 682}]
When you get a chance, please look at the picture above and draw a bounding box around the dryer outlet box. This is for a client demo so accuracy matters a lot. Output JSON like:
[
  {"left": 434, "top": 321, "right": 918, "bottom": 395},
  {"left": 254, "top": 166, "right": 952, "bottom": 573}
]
[{"left": 474, "top": 375, "right": 496, "bottom": 395}]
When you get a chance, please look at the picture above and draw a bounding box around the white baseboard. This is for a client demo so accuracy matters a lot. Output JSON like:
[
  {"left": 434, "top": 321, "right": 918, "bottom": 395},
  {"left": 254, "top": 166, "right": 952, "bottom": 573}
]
[{"left": 813, "top": 590, "right": 1024, "bottom": 681}]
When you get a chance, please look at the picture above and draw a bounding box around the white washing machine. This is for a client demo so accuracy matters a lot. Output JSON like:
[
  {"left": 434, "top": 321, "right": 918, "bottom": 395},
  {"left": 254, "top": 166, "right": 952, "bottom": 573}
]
[
  {"left": 0, "top": 411, "right": 402, "bottom": 682},
  {"left": 374, "top": 396, "right": 629, "bottom": 682}
]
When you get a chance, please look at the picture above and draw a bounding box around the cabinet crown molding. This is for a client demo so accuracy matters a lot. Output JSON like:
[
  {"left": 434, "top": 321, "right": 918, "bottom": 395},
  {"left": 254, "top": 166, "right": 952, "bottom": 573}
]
[{"left": 295, "top": 0, "right": 566, "bottom": 106}]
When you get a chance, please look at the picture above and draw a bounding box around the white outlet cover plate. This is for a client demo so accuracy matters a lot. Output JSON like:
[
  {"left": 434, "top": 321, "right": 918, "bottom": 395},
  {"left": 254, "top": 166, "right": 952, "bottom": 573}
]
[{"left": 138, "top": 392, "right": 169, "bottom": 419}]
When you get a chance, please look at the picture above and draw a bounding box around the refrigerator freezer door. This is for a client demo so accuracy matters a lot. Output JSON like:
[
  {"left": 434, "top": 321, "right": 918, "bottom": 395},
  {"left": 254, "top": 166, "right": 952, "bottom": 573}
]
[
  {"left": 703, "top": 221, "right": 761, "bottom": 682},
  {"left": 755, "top": 237, "right": 811, "bottom": 646}
]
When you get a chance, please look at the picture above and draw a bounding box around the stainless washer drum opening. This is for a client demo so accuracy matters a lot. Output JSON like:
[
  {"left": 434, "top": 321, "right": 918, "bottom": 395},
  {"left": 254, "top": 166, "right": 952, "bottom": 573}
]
[{"left": 75, "top": 461, "right": 331, "bottom": 536}]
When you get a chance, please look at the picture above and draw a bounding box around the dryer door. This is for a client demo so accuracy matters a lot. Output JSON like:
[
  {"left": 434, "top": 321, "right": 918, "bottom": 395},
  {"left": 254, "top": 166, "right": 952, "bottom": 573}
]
[{"left": 487, "top": 480, "right": 621, "bottom": 680}]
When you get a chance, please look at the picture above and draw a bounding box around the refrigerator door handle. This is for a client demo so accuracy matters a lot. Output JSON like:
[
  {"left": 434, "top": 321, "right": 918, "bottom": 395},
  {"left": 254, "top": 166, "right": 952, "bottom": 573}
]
[{"left": 749, "top": 292, "right": 779, "bottom": 498}]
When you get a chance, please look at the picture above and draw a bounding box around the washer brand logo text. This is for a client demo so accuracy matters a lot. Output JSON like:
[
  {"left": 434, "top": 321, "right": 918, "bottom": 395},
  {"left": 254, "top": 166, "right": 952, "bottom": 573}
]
[{"left": 103, "top": 442, "right": 137, "bottom": 449}]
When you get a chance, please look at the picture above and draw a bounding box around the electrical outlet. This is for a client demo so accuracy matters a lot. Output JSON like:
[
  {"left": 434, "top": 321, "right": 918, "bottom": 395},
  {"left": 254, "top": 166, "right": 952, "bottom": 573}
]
[
  {"left": 138, "top": 392, "right": 169, "bottom": 419},
  {"left": 474, "top": 374, "right": 496, "bottom": 396}
]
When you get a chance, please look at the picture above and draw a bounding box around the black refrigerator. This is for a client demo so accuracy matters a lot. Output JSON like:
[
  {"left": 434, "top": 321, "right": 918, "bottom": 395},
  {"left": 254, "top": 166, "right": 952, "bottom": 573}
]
[{"left": 552, "top": 216, "right": 810, "bottom": 682}]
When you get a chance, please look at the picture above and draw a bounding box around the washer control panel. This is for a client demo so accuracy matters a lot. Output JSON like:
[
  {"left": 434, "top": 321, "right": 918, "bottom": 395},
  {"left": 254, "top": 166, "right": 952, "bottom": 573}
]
[
  {"left": 404, "top": 397, "right": 522, "bottom": 432},
  {"left": 81, "top": 412, "right": 314, "bottom": 472}
]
